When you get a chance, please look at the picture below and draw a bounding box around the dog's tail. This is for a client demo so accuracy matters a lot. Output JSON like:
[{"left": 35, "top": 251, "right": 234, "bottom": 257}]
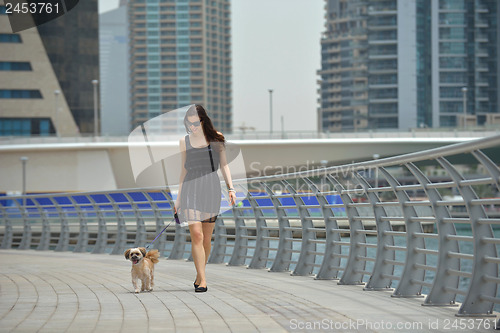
[{"left": 146, "top": 249, "right": 160, "bottom": 264}]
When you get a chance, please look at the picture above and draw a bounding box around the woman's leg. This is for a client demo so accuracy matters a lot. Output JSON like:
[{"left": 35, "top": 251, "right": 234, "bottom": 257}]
[
  {"left": 188, "top": 222, "right": 206, "bottom": 287},
  {"left": 202, "top": 222, "right": 216, "bottom": 263},
  {"left": 193, "top": 222, "right": 216, "bottom": 288}
]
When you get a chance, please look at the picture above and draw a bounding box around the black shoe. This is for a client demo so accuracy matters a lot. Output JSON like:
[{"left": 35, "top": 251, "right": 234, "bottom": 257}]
[
  {"left": 194, "top": 281, "right": 199, "bottom": 288},
  {"left": 195, "top": 286, "right": 208, "bottom": 292}
]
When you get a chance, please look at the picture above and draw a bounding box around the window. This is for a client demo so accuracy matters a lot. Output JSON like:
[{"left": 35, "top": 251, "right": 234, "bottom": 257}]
[
  {"left": 0, "top": 90, "right": 42, "bottom": 98},
  {"left": 0, "top": 118, "right": 54, "bottom": 136},
  {"left": 0, "top": 34, "right": 22, "bottom": 43},
  {"left": 0, "top": 62, "right": 32, "bottom": 71}
]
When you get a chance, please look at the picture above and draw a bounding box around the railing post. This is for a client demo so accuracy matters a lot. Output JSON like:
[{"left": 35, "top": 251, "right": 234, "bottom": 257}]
[
  {"left": 379, "top": 168, "right": 425, "bottom": 298},
  {"left": 123, "top": 192, "right": 146, "bottom": 248},
  {"left": 209, "top": 216, "right": 227, "bottom": 263},
  {"left": 284, "top": 179, "right": 316, "bottom": 276},
  {"left": 53, "top": 198, "right": 70, "bottom": 252},
  {"left": 406, "top": 163, "right": 460, "bottom": 306},
  {"left": 304, "top": 177, "right": 342, "bottom": 280},
  {"left": 328, "top": 175, "right": 366, "bottom": 285},
  {"left": 247, "top": 190, "right": 270, "bottom": 269},
  {"left": 354, "top": 173, "right": 395, "bottom": 290},
  {"left": 0, "top": 205, "right": 13, "bottom": 249},
  {"left": 472, "top": 150, "right": 500, "bottom": 192},
  {"left": 438, "top": 157, "right": 498, "bottom": 316},
  {"left": 156, "top": 190, "right": 175, "bottom": 254},
  {"left": 16, "top": 197, "right": 31, "bottom": 250},
  {"left": 69, "top": 196, "right": 89, "bottom": 253},
  {"left": 264, "top": 181, "right": 293, "bottom": 272},
  {"left": 108, "top": 194, "right": 127, "bottom": 255},
  {"left": 33, "top": 199, "right": 50, "bottom": 251},
  {"left": 228, "top": 185, "right": 248, "bottom": 266},
  {"left": 90, "top": 195, "right": 108, "bottom": 254},
  {"left": 166, "top": 191, "right": 188, "bottom": 260}
]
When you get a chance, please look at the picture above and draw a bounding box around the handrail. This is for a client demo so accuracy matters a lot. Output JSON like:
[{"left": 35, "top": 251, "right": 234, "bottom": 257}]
[{"left": 1, "top": 133, "right": 500, "bottom": 317}]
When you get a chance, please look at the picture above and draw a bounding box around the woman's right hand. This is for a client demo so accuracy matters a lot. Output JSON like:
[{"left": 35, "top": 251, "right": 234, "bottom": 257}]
[{"left": 174, "top": 199, "right": 180, "bottom": 214}]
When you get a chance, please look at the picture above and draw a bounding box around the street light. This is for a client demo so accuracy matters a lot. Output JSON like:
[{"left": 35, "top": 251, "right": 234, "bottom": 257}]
[
  {"left": 373, "top": 153, "right": 380, "bottom": 189},
  {"left": 20, "top": 156, "right": 28, "bottom": 211},
  {"left": 462, "top": 87, "right": 467, "bottom": 128},
  {"left": 92, "top": 79, "right": 99, "bottom": 137},
  {"left": 268, "top": 89, "right": 273, "bottom": 135},
  {"left": 54, "top": 90, "right": 60, "bottom": 137}
]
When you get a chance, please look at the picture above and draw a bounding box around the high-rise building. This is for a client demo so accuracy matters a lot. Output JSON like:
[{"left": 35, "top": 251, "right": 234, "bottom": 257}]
[
  {"left": 128, "top": 0, "right": 232, "bottom": 133},
  {"left": 100, "top": 1, "right": 130, "bottom": 136},
  {"left": 0, "top": 0, "right": 78, "bottom": 136},
  {"left": 318, "top": 0, "right": 500, "bottom": 132},
  {"left": 37, "top": 0, "right": 100, "bottom": 135},
  {"left": 0, "top": 0, "right": 99, "bottom": 137}
]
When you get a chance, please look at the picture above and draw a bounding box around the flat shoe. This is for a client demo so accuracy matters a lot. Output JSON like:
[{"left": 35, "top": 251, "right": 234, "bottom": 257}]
[
  {"left": 194, "top": 281, "right": 199, "bottom": 289},
  {"left": 195, "top": 286, "right": 208, "bottom": 292}
]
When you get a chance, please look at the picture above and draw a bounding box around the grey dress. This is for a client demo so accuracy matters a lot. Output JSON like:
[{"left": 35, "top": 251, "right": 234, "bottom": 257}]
[{"left": 178, "top": 135, "right": 222, "bottom": 223}]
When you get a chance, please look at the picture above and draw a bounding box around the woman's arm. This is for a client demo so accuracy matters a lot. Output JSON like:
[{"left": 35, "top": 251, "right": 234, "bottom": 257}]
[{"left": 218, "top": 141, "right": 236, "bottom": 206}]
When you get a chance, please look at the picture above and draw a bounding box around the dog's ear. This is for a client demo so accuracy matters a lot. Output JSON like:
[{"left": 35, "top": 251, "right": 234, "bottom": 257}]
[
  {"left": 124, "top": 249, "right": 131, "bottom": 259},
  {"left": 139, "top": 247, "right": 147, "bottom": 257}
]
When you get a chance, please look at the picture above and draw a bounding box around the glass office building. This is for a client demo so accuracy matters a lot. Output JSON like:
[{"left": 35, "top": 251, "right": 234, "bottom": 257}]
[
  {"left": 128, "top": 0, "right": 232, "bottom": 133},
  {"left": 319, "top": 0, "right": 500, "bottom": 131},
  {"left": 37, "top": 0, "right": 100, "bottom": 134},
  {"left": 0, "top": 0, "right": 83, "bottom": 136}
]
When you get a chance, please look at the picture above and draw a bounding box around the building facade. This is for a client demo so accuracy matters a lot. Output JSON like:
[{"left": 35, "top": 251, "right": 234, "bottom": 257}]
[
  {"left": 0, "top": 0, "right": 78, "bottom": 136},
  {"left": 100, "top": 2, "right": 130, "bottom": 136},
  {"left": 128, "top": 0, "right": 232, "bottom": 133},
  {"left": 0, "top": 0, "right": 99, "bottom": 137},
  {"left": 319, "top": 0, "right": 500, "bottom": 132}
]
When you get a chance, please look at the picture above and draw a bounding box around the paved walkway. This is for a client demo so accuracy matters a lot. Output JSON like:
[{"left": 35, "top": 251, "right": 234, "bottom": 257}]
[{"left": 0, "top": 250, "right": 496, "bottom": 332}]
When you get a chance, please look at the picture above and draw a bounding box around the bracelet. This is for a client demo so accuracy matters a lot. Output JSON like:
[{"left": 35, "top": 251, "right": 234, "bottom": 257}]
[{"left": 228, "top": 187, "right": 235, "bottom": 192}]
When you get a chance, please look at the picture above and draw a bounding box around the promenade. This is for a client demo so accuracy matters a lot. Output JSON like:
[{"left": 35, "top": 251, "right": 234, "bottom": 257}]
[{"left": 1, "top": 250, "right": 495, "bottom": 332}]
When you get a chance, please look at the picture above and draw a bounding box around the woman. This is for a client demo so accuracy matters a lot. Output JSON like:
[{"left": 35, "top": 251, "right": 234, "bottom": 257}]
[{"left": 175, "top": 105, "right": 236, "bottom": 292}]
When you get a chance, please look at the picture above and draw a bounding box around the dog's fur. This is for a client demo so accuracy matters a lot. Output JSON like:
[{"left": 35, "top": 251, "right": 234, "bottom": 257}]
[{"left": 124, "top": 247, "right": 160, "bottom": 293}]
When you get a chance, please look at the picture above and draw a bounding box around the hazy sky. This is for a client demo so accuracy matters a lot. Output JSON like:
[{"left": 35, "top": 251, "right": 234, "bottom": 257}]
[{"left": 99, "top": 0, "right": 325, "bottom": 132}]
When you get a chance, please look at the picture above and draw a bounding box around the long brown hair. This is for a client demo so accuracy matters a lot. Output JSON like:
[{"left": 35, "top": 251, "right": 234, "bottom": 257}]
[{"left": 184, "top": 105, "right": 225, "bottom": 143}]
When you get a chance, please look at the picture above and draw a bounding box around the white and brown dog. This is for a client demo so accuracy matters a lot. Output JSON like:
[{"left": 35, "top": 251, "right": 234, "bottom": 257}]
[{"left": 124, "top": 247, "right": 160, "bottom": 293}]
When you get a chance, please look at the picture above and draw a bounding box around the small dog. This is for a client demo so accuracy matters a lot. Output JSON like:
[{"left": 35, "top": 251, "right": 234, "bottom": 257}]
[{"left": 124, "top": 247, "right": 160, "bottom": 293}]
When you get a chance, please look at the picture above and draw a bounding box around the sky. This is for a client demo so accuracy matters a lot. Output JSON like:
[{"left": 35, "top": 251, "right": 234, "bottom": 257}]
[{"left": 99, "top": 0, "right": 325, "bottom": 132}]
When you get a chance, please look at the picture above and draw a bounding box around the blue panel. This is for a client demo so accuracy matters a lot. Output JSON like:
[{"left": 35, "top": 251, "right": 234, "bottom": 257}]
[
  {"left": 53, "top": 196, "right": 71, "bottom": 205},
  {"left": 91, "top": 194, "right": 110, "bottom": 203},
  {"left": 128, "top": 192, "right": 148, "bottom": 201},
  {"left": 109, "top": 193, "right": 128, "bottom": 202},
  {"left": 72, "top": 195, "right": 91, "bottom": 204},
  {"left": 35, "top": 197, "right": 54, "bottom": 206}
]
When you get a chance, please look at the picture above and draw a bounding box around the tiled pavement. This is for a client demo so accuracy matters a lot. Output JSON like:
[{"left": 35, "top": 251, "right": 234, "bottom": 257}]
[{"left": 0, "top": 250, "right": 496, "bottom": 332}]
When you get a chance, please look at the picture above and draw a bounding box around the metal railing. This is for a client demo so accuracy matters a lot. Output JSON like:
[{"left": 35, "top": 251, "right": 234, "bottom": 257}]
[{"left": 1, "top": 134, "right": 500, "bottom": 317}]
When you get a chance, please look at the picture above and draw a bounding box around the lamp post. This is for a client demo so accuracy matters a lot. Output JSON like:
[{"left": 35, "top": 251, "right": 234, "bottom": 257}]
[
  {"left": 373, "top": 153, "right": 380, "bottom": 188},
  {"left": 462, "top": 87, "right": 467, "bottom": 128},
  {"left": 20, "top": 156, "right": 28, "bottom": 211},
  {"left": 268, "top": 89, "right": 273, "bottom": 135},
  {"left": 54, "top": 90, "right": 60, "bottom": 137},
  {"left": 92, "top": 80, "right": 99, "bottom": 137}
]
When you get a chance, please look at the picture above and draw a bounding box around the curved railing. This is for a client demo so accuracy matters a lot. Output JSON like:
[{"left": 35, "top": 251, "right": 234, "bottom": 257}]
[{"left": 1, "top": 134, "right": 500, "bottom": 316}]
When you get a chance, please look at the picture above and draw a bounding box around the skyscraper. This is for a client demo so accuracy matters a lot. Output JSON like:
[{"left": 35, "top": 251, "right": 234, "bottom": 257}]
[
  {"left": 318, "top": 0, "right": 500, "bottom": 132},
  {"left": 100, "top": 1, "right": 130, "bottom": 136},
  {"left": 37, "top": 0, "right": 100, "bottom": 134},
  {"left": 0, "top": 0, "right": 79, "bottom": 136},
  {"left": 128, "top": 0, "right": 232, "bottom": 133}
]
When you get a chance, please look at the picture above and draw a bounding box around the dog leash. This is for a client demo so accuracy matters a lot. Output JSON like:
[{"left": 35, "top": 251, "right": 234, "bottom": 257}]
[{"left": 145, "top": 220, "right": 173, "bottom": 250}]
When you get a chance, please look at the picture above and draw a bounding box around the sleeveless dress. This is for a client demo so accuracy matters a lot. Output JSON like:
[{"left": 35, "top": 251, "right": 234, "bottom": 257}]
[{"left": 178, "top": 135, "right": 222, "bottom": 223}]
